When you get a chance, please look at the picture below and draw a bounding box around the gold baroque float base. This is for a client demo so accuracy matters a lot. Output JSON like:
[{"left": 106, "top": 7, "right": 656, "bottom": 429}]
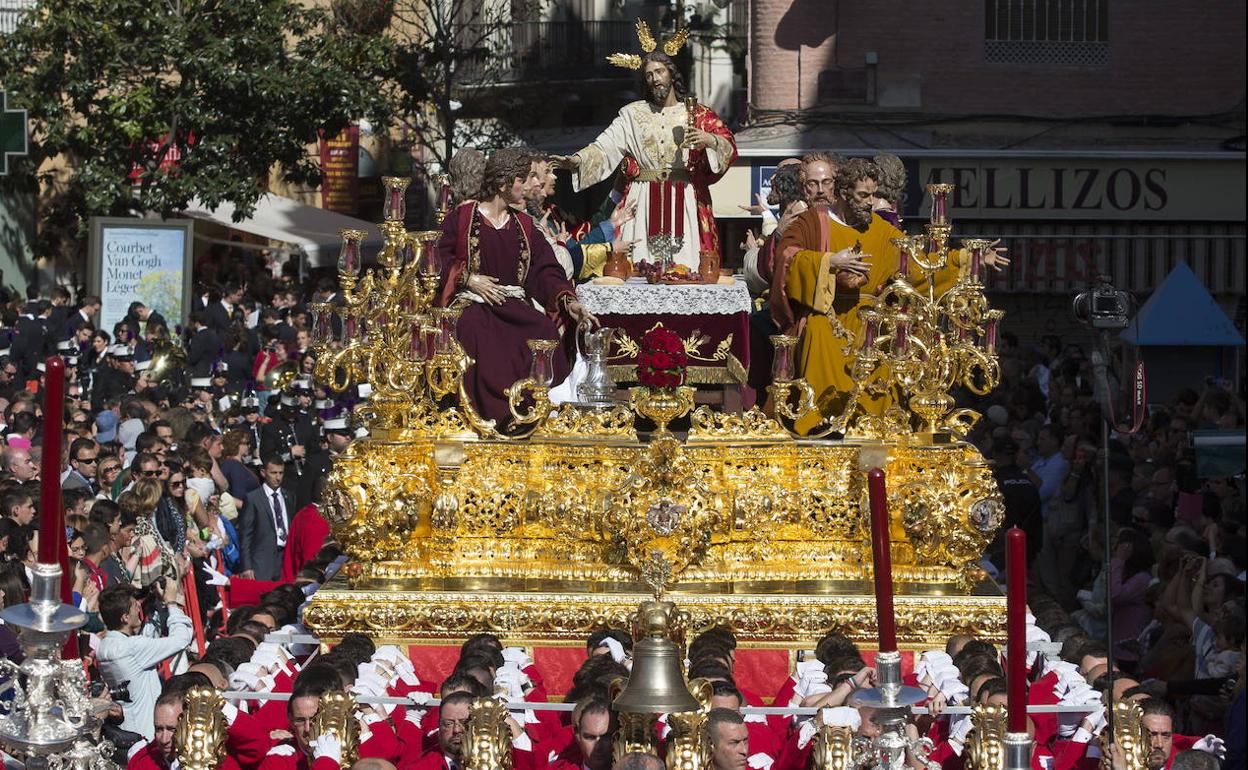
[{"left": 303, "top": 580, "right": 1006, "bottom": 649}]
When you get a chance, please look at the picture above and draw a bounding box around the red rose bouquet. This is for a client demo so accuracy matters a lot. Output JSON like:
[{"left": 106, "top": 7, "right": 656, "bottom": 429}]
[{"left": 637, "top": 328, "right": 688, "bottom": 390}]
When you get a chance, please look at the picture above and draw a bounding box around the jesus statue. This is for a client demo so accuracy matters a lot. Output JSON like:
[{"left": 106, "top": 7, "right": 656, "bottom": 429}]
[{"left": 554, "top": 21, "right": 736, "bottom": 272}]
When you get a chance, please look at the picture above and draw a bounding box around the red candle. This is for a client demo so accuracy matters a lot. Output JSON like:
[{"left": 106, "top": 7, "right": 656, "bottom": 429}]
[
  {"left": 1006, "top": 527, "right": 1028, "bottom": 733},
  {"left": 37, "top": 356, "right": 65, "bottom": 565},
  {"left": 868, "top": 467, "right": 897, "bottom": 652}
]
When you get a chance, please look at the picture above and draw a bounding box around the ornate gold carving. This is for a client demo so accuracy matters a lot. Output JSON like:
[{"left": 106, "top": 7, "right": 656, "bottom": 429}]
[
  {"left": 812, "top": 724, "right": 857, "bottom": 770},
  {"left": 966, "top": 704, "right": 1008, "bottom": 770},
  {"left": 688, "top": 406, "right": 790, "bottom": 442},
  {"left": 1103, "top": 701, "right": 1148, "bottom": 770},
  {"left": 464, "top": 697, "right": 514, "bottom": 770},
  {"left": 306, "top": 178, "right": 1009, "bottom": 646},
  {"left": 534, "top": 403, "right": 639, "bottom": 441},
  {"left": 175, "top": 686, "right": 227, "bottom": 770},
  {"left": 614, "top": 711, "right": 660, "bottom": 764},
  {"left": 304, "top": 589, "right": 1006, "bottom": 646},
  {"left": 608, "top": 413, "right": 721, "bottom": 594},
  {"left": 311, "top": 690, "right": 360, "bottom": 768},
  {"left": 666, "top": 706, "right": 711, "bottom": 769}
]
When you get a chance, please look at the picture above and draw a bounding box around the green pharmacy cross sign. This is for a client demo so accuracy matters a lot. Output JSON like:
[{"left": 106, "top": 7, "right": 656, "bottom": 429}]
[{"left": 1, "top": 91, "right": 29, "bottom": 175}]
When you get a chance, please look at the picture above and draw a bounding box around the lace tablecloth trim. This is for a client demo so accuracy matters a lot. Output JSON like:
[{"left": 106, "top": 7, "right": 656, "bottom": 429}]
[{"left": 577, "top": 281, "right": 751, "bottom": 316}]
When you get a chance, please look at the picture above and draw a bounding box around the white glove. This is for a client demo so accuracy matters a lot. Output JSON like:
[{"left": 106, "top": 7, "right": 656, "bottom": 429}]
[
  {"left": 1072, "top": 686, "right": 1103, "bottom": 706},
  {"left": 931, "top": 665, "right": 961, "bottom": 688},
  {"left": 1192, "top": 736, "right": 1226, "bottom": 759},
  {"left": 221, "top": 702, "right": 240, "bottom": 727},
  {"left": 404, "top": 706, "right": 427, "bottom": 727},
  {"left": 939, "top": 680, "right": 970, "bottom": 703},
  {"left": 373, "top": 645, "right": 406, "bottom": 666},
  {"left": 748, "top": 753, "right": 775, "bottom": 769},
  {"left": 229, "top": 671, "right": 261, "bottom": 691},
  {"left": 351, "top": 679, "right": 386, "bottom": 698},
  {"left": 793, "top": 670, "right": 829, "bottom": 698},
  {"left": 795, "top": 660, "right": 825, "bottom": 679},
  {"left": 796, "top": 720, "right": 819, "bottom": 750},
  {"left": 948, "top": 714, "right": 974, "bottom": 755},
  {"left": 602, "top": 637, "right": 627, "bottom": 663},
  {"left": 201, "top": 564, "right": 229, "bottom": 586},
  {"left": 1084, "top": 706, "right": 1107, "bottom": 736},
  {"left": 821, "top": 707, "right": 861, "bottom": 729},
  {"left": 312, "top": 732, "right": 343, "bottom": 763},
  {"left": 502, "top": 647, "right": 534, "bottom": 670}
]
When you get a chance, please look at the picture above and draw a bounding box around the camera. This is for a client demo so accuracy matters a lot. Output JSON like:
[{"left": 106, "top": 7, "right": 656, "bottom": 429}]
[
  {"left": 91, "top": 678, "right": 132, "bottom": 703},
  {"left": 1073, "top": 276, "right": 1134, "bottom": 330}
]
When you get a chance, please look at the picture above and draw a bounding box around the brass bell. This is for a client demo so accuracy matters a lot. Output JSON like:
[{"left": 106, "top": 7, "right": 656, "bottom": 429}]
[{"left": 612, "top": 601, "right": 701, "bottom": 714}]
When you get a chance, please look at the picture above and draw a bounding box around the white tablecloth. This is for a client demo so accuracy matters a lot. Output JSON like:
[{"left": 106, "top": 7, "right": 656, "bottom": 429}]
[{"left": 576, "top": 279, "right": 752, "bottom": 316}]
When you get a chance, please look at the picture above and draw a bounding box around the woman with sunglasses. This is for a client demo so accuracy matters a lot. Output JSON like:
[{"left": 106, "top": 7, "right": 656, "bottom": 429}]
[{"left": 95, "top": 456, "right": 124, "bottom": 501}]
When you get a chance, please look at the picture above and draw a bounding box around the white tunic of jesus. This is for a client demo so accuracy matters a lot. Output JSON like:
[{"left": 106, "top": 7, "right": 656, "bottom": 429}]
[{"left": 572, "top": 100, "right": 732, "bottom": 271}]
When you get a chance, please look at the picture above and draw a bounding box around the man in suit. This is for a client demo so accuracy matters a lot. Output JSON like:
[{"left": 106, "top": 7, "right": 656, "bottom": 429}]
[
  {"left": 206, "top": 282, "right": 244, "bottom": 334},
  {"left": 11, "top": 298, "right": 49, "bottom": 381},
  {"left": 125, "top": 301, "right": 166, "bottom": 334},
  {"left": 61, "top": 436, "right": 98, "bottom": 494},
  {"left": 48, "top": 285, "right": 72, "bottom": 340},
  {"left": 187, "top": 311, "right": 222, "bottom": 377},
  {"left": 238, "top": 456, "right": 295, "bottom": 581},
  {"left": 69, "top": 295, "right": 102, "bottom": 338}
]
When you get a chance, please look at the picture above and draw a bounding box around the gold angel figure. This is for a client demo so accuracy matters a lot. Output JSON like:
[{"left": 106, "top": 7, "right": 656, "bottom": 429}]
[{"left": 175, "top": 686, "right": 228, "bottom": 770}]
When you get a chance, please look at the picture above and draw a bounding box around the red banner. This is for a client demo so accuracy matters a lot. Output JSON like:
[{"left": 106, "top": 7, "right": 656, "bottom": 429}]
[
  {"left": 319, "top": 125, "right": 360, "bottom": 214},
  {"left": 127, "top": 131, "right": 196, "bottom": 181}
]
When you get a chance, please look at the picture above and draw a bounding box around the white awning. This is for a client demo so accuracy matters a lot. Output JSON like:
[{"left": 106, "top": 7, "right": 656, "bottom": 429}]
[{"left": 180, "top": 193, "right": 384, "bottom": 268}]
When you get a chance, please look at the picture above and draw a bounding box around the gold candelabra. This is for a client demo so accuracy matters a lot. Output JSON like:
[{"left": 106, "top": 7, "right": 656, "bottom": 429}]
[
  {"left": 769, "top": 183, "right": 1004, "bottom": 441},
  {"left": 308, "top": 176, "right": 554, "bottom": 439}
]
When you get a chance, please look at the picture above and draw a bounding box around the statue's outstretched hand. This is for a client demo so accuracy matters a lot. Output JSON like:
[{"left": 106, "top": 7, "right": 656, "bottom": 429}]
[
  {"left": 983, "top": 238, "right": 1010, "bottom": 271},
  {"left": 551, "top": 154, "right": 581, "bottom": 170},
  {"left": 566, "top": 300, "right": 599, "bottom": 329}
]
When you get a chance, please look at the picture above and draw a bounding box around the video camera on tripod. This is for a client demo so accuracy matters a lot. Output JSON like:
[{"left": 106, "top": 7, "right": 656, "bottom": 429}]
[{"left": 1072, "top": 275, "right": 1134, "bottom": 330}]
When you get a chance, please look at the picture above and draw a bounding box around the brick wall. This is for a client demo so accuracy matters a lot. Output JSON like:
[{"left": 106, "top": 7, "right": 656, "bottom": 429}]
[{"left": 750, "top": 0, "right": 1246, "bottom": 117}]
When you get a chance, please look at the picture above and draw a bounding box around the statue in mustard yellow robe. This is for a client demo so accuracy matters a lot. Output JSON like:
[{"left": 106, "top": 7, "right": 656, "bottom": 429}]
[{"left": 774, "top": 159, "right": 1007, "bottom": 435}]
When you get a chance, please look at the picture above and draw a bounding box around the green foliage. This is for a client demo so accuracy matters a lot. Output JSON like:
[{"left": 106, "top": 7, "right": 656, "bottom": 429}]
[{"left": 0, "top": 0, "right": 395, "bottom": 253}]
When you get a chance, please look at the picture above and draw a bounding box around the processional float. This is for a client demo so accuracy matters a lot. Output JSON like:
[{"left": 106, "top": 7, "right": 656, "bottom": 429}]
[{"left": 301, "top": 178, "right": 1008, "bottom": 646}]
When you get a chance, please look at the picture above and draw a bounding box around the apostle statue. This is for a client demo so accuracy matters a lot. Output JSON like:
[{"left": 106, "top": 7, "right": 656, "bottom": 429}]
[
  {"left": 774, "top": 158, "right": 1008, "bottom": 435},
  {"left": 554, "top": 21, "right": 737, "bottom": 272},
  {"left": 438, "top": 148, "right": 597, "bottom": 429}
]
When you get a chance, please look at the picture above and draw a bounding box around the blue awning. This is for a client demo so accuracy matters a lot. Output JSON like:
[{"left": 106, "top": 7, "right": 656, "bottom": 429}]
[{"left": 1121, "top": 262, "right": 1245, "bottom": 346}]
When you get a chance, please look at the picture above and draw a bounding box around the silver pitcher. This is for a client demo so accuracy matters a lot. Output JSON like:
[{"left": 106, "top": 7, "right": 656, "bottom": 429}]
[{"left": 576, "top": 321, "right": 618, "bottom": 407}]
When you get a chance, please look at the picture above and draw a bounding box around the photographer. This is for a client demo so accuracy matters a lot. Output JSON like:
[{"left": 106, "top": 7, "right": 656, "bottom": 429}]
[{"left": 96, "top": 578, "right": 194, "bottom": 740}]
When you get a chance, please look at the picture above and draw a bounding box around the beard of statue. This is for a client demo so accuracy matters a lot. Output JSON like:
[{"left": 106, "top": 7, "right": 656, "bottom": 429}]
[{"left": 647, "top": 79, "right": 671, "bottom": 108}]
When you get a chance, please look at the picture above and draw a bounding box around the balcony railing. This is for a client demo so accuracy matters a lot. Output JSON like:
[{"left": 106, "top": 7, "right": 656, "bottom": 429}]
[
  {"left": 460, "top": 20, "right": 639, "bottom": 82},
  {"left": 0, "top": 0, "right": 36, "bottom": 35}
]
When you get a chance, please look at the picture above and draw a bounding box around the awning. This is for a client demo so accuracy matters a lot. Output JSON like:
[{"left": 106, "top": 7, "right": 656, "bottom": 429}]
[{"left": 180, "top": 193, "right": 384, "bottom": 268}]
